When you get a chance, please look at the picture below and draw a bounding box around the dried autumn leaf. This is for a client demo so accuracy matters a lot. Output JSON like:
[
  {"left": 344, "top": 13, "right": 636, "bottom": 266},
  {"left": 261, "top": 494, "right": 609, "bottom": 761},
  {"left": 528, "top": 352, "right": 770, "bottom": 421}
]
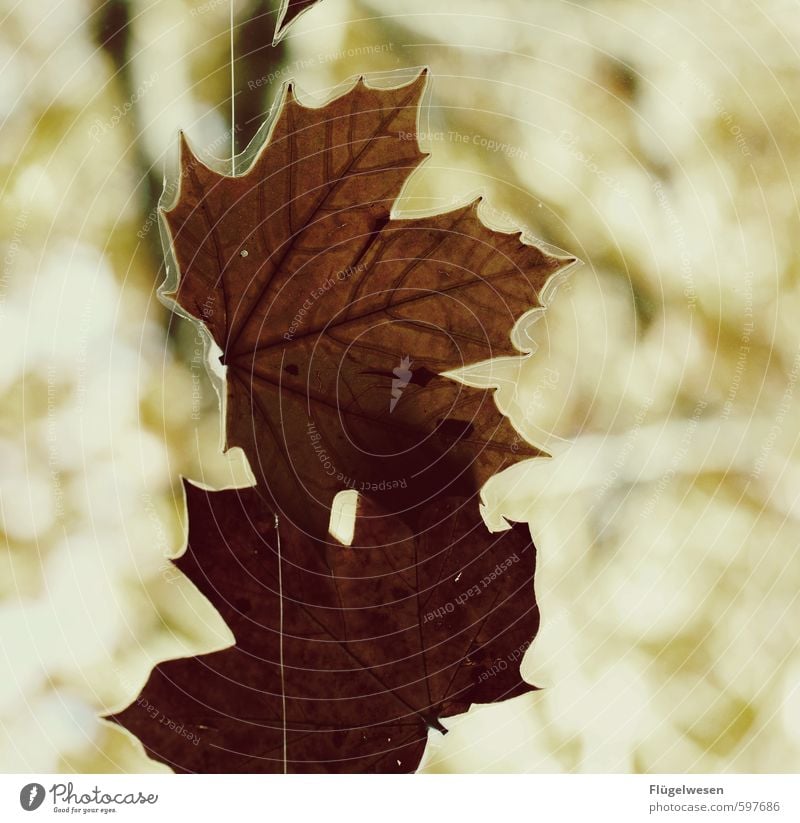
[
  {"left": 273, "top": 0, "right": 318, "bottom": 42},
  {"left": 165, "top": 70, "right": 571, "bottom": 536},
  {"left": 111, "top": 480, "right": 538, "bottom": 773}
]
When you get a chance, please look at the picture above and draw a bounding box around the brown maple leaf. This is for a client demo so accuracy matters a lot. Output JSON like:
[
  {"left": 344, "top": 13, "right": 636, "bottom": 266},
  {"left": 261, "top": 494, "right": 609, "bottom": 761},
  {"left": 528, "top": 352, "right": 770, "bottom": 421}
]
[
  {"left": 110, "top": 480, "right": 538, "bottom": 773},
  {"left": 165, "top": 70, "right": 572, "bottom": 536}
]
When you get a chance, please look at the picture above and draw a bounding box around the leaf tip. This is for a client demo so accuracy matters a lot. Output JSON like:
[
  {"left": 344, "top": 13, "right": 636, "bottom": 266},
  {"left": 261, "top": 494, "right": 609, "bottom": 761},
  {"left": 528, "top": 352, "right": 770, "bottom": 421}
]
[
  {"left": 552, "top": 253, "right": 579, "bottom": 272},
  {"left": 178, "top": 130, "right": 195, "bottom": 165},
  {"left": 411, "top": 66, "right": 430, "bottom": 98}
]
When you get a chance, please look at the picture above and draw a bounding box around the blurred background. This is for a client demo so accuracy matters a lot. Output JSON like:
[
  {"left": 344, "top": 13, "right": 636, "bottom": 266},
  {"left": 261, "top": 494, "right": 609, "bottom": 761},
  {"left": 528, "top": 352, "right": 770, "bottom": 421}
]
[{"left": 2, "top": 0, "right": 800, "bottom": 772}]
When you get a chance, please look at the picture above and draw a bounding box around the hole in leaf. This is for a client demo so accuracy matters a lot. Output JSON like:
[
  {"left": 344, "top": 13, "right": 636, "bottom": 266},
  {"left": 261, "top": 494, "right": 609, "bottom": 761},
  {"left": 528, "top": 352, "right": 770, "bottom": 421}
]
[{"left": 329, "top": 489, "right": 358, "bottom": 546}]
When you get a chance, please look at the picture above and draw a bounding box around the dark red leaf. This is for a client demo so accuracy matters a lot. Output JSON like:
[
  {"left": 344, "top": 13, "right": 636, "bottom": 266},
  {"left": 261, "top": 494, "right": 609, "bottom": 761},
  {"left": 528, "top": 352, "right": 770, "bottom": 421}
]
[
  {"left": 273, "top": 0, "right": 318, "bottom": 43},
  {"left": 110, "top": 481, "right": 538, "bottom": 773}
]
